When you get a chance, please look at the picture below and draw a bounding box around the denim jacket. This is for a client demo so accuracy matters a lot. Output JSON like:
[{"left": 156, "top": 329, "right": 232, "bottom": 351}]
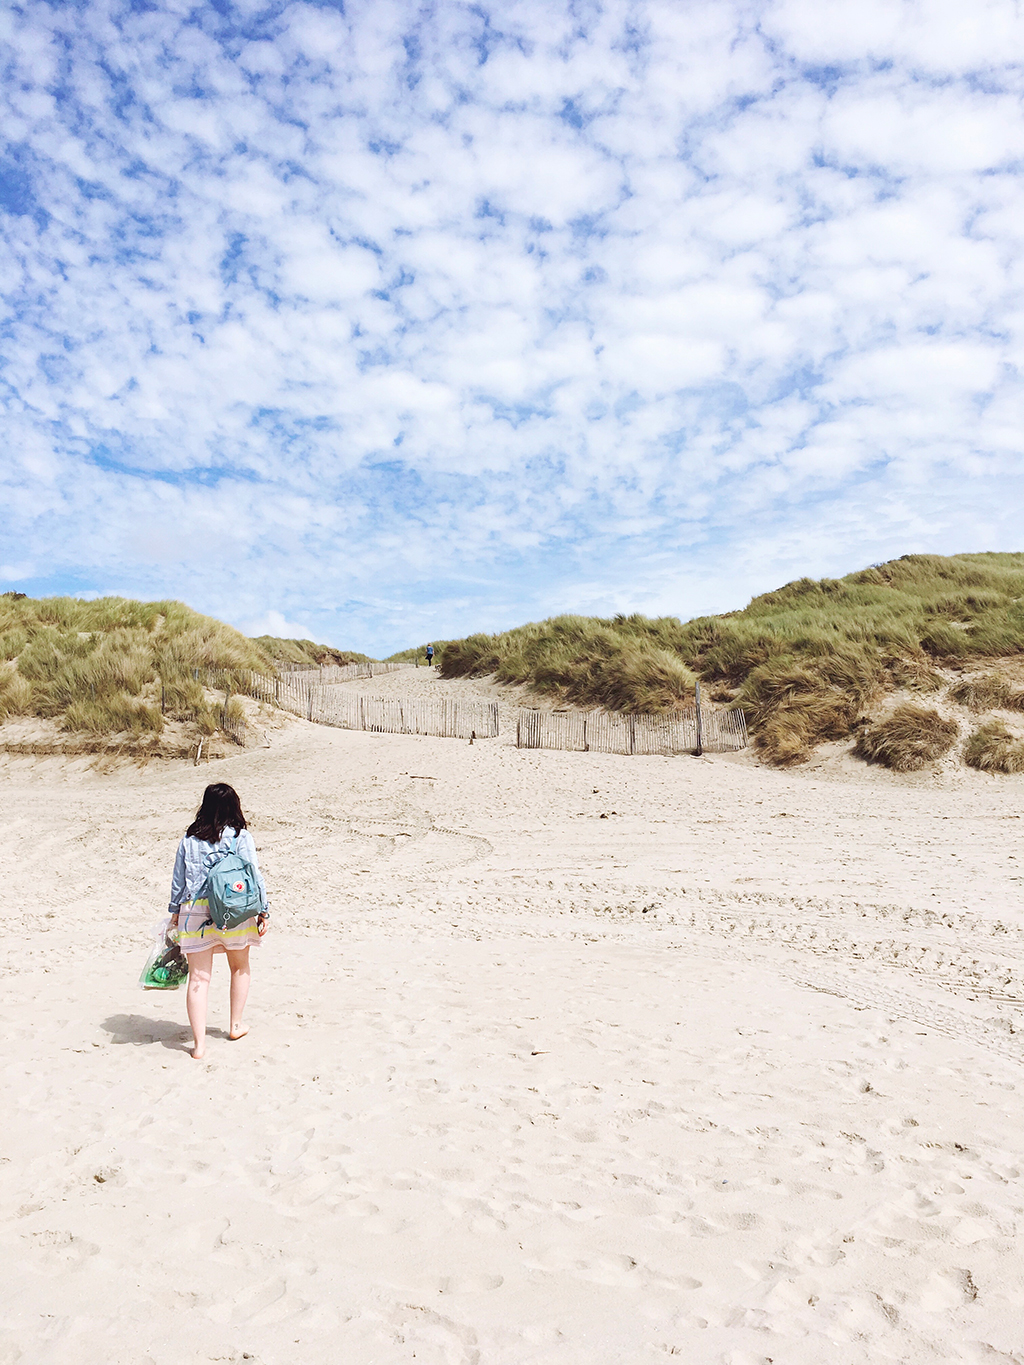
[{"left": 168, "top": 826, "right": 268, "bottom": 915}]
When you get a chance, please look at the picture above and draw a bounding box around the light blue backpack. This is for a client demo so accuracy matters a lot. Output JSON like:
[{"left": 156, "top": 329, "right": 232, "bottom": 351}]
[{"left": 202, "top": 837, "right": 264, "bottom": 931}]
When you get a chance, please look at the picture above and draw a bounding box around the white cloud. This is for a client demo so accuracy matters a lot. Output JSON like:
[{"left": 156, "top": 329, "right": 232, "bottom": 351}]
[
  {"left": 238, "top": 609, "right": 316, "bottom": 642},
  {"left": 0, "top": 0, "right": 1022, "bottom": 655}
]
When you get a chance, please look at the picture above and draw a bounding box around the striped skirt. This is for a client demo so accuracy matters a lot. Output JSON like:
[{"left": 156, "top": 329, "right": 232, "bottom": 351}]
[{"left": 177, "top": 898, "right": 263, "bottom": 955}]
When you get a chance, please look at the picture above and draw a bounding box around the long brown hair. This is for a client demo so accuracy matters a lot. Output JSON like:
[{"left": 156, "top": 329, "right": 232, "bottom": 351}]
[{"left": 186, "top": 783, "right": 248, "bottom": 844}]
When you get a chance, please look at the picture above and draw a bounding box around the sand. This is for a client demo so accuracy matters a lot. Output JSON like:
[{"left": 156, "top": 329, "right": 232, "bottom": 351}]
[{"left": 2, "top": 668, "right": 1024, "bottom": 1365}]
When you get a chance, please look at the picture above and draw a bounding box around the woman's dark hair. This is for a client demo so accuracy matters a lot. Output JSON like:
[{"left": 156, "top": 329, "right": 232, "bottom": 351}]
[{"left": 186, "top": 783, "right": 247, "bottom": 844}]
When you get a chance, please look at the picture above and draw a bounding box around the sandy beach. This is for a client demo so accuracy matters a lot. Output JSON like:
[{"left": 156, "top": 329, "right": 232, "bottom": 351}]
[{"left": 3, "top": 668, "right": 1024, "bottom": 1365}]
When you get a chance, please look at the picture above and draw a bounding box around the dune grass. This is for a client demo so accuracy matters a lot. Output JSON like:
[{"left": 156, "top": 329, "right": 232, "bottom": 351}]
[
  {"left": 252, "top": 636, "right": 372, "bottom": 667},
  {"left": 853, "top": 705, "right": 960, "bottom": 772},
  {"left": 422, "top": 553, "right": 1024, "bottom": 762},
  {"left": 964, "top": 720, "right": 1024, "bottom": 774},
  {"left": 949, "top": 672, "right": 1024, "bottom": 712},
  {"left": 438, "top": 616, "right": 697, "bottom": 712},
  {"left": 0, "top": 594, "right": 276, "bottom": 747},
  {"left": 386, "top": 640, "right": 454, "bottom": 665}
]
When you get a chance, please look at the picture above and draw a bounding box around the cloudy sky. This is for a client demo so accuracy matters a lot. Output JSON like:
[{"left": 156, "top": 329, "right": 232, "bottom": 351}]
[{"left": 1, "top": 0, "right": 1022, "bottom": 654}]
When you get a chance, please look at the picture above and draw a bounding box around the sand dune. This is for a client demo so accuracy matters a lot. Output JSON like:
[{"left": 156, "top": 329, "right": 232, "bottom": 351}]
[{"left": 2, "top": 669, "right": 1023, "bottom": 1364}]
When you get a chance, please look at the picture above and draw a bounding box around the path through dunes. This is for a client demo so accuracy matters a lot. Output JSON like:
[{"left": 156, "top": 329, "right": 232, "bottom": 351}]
[{"left": 2, "top": 706, "right": 1024, "bottom": 1364}]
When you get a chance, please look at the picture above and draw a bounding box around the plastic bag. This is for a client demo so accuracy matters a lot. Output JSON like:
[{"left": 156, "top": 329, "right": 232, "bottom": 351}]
[{"left": 139, "top": 922, "right": 189, "bottom": 990}]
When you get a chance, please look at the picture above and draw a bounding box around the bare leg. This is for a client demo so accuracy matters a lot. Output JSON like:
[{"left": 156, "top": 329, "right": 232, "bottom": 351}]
[
  {"left": 227, "top": 946, "right": 251, "bottom": 1040},
  {"left": 185, "top": 948, "right": 215, "bottom": 1059}
]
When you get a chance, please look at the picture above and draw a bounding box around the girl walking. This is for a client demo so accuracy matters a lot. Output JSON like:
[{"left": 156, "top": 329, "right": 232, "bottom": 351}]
[{"left": 168, "top": 782, "right": 269, "bottom": 1059}]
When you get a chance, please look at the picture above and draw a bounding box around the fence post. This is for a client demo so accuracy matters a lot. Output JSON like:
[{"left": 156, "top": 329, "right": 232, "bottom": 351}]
[
  {"left": 628, "top": 714, "right": 636, "bottom": 755},
  {"left": 694, "top": 681, "right": 704, "bottom": 756}
]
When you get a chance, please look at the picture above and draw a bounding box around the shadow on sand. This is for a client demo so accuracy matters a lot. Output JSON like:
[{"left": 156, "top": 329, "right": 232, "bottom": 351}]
[{"left": 102, "top": 1013, "right": 231, "bottom": 1050}]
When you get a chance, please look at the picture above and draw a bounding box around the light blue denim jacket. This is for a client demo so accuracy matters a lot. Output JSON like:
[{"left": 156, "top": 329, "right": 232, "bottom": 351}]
[{"left": 168, "top": 826, "right": 269, "bottom": 915}]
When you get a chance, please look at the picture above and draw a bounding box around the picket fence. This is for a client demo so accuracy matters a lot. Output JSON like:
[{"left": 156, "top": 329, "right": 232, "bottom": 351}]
[
  {"left": 205, "top": 668, "right": 496, "bottom": 742},
  {"left": 270, "top": 676, "right": 499, "bottom": 739},
  {"left": 278, "top": 661, "right": 412, "bottom": 683},
  {"left": 515, "top": 705, "right": 748, "bottom": 755},
  {"left": 210, "top": 669, "right": 746, "bottom": 754}
]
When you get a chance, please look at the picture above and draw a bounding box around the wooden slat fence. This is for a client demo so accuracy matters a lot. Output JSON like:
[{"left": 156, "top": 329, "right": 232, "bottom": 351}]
[
  {"left": 178, "top": 669, "right": 496, "bottom": 742},
  {"left": 271, "top": 677, "right": 499, "bottom": 739},
  {"left": 516, "top": 706, "right": 747, "bottom": 754},
  {"left": 279, "top": 661, "right": 412, "bottom": 683}
]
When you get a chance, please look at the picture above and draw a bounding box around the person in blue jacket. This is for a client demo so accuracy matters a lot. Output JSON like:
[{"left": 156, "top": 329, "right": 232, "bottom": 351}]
[{"left": 168, "top": 782, "right": 268, "bottom": 1059}]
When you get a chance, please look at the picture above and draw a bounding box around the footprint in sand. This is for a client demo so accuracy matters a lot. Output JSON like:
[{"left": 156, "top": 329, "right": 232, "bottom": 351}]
[{"left": 25, "top": 1229, "right": 99, "bottom": 1270}]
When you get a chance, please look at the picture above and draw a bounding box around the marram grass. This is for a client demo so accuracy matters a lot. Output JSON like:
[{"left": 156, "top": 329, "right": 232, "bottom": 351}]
[
  {"left": 424, "top": 552, "right": 1024, "bottom": 765},
  {"left": 853, "top": 705, "right": 959, "bottom": 772},
  {"left": 964, "top": 721, "right": 1024, "bottom": 774},
  {"left": 0, "top": 593, "right": 374, "bottom": 750}
]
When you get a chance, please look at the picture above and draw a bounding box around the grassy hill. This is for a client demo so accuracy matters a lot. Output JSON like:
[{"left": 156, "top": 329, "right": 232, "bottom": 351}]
[
  {"left": 386, "top": 640, "right": 452, "bottom": 666},
  {"left": 252, "top": 636, "right": 372, "bottom": 668},
  {"left": 0, "top": 593, "right": 368, "bottom": 751},
  {"left": 432, "top": 552, "right": 1024, "bottom": 765}
]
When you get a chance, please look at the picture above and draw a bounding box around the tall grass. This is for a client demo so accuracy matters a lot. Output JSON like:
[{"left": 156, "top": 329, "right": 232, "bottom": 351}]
[
  {"left": 949, "top": 672, "right": 1024, "bottom": 712},
  {"left": 0, "top": 594, "right": 274, "bottom": 744},
  {"left": 386, "top": 640, "right": 454, "bottom": 665},
  {"left": 964, "top": 720, "right": 1024, "bottom": 774},
  {"left": 423, "top": 553, "right": 1024, "bottom": 761},
  {"left": 440, "top": 615, "right": 696, "bottom": 712},
  {"left": 253, "top": 636, "right": 372, "bottom": 667},
  {"left": 853, "top": 705, "right": 959, "bottom": 772}
]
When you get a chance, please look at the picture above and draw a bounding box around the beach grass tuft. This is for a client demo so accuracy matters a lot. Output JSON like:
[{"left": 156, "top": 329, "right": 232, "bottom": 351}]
[
  {"left": 949, "top": 672, "right": 1024, "bottom": 712},
  {"left": 853, "top": 705, "right": 959, "bottom": 771},
  {"left": 964, "top": 720, "right": 1024, "bottom": 774}
]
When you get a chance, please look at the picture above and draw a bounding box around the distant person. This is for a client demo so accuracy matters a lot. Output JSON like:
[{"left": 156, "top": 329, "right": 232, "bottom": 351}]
[
  {"left": 426, "top": 644, "right": 434, "bottom": 667},
  {"left": 168, "top": 782, "right": 269, "bottom": 1060}
]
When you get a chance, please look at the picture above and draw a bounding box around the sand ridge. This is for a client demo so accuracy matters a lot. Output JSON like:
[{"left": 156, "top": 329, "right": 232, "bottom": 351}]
[{"left": 1, "top": 671, "right": 1023, "bottom": 1364}]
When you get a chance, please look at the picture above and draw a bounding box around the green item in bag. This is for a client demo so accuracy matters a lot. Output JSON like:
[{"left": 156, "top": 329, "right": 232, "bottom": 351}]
[{"left": 139, "top": 938, "right": 189, "bottom": 990}]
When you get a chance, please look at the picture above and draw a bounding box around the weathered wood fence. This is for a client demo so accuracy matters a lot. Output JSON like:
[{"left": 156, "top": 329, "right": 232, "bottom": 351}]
[
  {"left": 279, "top": 661, "right": 412, "bottom": 683},
  {"left": 515, "top": 705, "right": 747, "bottom": 754},
  {"left": 272, "top": 677, "right": 499, "bottom": 739},
  {"left": 192, "top": 669, "right": 497, "bottom": 742}
]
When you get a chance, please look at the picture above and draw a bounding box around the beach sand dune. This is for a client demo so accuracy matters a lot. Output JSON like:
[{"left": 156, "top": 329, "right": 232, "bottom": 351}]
[{"left": 2, "top": 680, "right": 1023, "bottom": 1364}]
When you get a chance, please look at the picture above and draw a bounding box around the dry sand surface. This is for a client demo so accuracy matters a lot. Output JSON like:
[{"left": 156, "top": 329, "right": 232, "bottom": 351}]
[{"left": 3, "top": 667, "right": 1024, "bottom": 1365}]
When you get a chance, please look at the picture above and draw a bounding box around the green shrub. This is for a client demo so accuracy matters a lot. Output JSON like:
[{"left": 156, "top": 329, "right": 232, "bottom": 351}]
[
  {"left": 964, "top": 721, "right": 1024, "bottom": 774},
  {"left": 854, "top": 705, "right": 959, "bottom": 771}
]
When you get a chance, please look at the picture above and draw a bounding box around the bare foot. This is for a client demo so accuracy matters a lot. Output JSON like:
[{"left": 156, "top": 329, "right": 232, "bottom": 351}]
[
  {"left": 229, "top": 1024, "right": 249, "bottom": 1041},
  {"left": 190, "top": 1046, "right": 205, "bottom": 1060}
]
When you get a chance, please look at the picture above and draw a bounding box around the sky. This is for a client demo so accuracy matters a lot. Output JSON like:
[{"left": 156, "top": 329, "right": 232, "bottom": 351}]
[{"left": 1, "top": 0, "right": 1022, "bottom": 655}]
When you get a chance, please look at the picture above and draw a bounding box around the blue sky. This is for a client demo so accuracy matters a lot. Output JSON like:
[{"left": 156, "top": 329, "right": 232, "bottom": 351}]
[{"left": 1, "top": 0, "right": 1022, "bottom": 655}]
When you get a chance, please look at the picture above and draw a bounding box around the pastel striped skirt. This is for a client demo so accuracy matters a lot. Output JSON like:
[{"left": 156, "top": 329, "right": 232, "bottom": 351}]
[{"left": 177, "top": 898, "right": 264, "bottom": 955}]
